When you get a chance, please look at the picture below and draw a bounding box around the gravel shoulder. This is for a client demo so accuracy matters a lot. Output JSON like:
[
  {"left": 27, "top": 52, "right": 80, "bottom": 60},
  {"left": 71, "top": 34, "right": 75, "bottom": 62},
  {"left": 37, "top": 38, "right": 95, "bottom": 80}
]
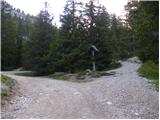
[{"left": 1, "top": 59, "right": 159, "bottom": 119}]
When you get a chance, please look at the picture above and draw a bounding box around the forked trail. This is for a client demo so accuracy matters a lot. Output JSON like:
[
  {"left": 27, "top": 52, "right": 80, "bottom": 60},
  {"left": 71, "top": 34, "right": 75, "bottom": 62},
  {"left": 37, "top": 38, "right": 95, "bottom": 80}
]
[{"left": 1, "top": 58, "right": 159, "bottom": 119}]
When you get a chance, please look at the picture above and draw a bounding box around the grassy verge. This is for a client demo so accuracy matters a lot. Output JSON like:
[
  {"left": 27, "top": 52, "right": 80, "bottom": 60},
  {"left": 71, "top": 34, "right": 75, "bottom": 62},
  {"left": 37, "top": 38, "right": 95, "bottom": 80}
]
[
  {"left": 1, "top": 75, "right": 15, "bottom": 87},
  {"left": 1, "top": 75, "right": 16, "bottom": 105},
  {"left": 138, "top": 61, "right": 159, "bottom": 91}
]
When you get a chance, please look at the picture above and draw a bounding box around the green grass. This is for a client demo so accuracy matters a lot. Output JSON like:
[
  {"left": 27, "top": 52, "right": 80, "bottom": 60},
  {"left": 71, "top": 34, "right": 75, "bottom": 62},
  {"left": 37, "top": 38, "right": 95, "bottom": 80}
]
[
  {"left": 1, "top": 91, "right": 10, "bottom": 103},
  {"left": 1, "top": 91, "right": 8, "bottom": 97},
  {"left": 51, "top": 75, "right": 69, "bottom": 80},
  {"left": 15, "top": 72, "right": 37, "bottom": 77},
  {"left": 49, "top": 73, "right": 69, "bottom": 80},
  {"left": 1, "top": 75, "right": 15, "bottom": 87},
  {"left": 1, "top": 75, "right": 16, "bottom": 104},
  {"left": 138, "top": 61, "right": 159, "bottom": 90}
]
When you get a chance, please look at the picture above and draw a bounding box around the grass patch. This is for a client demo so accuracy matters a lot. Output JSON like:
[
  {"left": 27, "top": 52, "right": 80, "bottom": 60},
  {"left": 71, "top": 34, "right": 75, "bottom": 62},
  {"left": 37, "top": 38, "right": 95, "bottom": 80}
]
[
  {"left": 138, "top": 61, "right": 159, "bottom": 90},
  {"left": 1, "top": 75, "right": 15, "bottom": 87},
  {"left": 1, "top": 91, "right": 10, "bottom": 102},
  {"left": 1, "top": 75, "right": 16, "bottom": 105},
  {"left": 1, "top": 91, "right": 8, "bottom": 97},
  {"left": 49, "top": 73, "right": 69, "bottom": 80},
  {"left": 15, "top": 72, "right": 36, "bottom": 77},
  {"left": 51, "top": 75, "right": 69, "bottom": 80}
]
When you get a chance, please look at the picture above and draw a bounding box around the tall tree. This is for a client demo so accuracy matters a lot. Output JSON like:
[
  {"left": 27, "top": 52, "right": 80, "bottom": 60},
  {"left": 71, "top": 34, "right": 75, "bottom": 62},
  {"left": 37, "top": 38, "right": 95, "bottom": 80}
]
[
  {"left": 54, "top": 0, "right": 86, "bottom": 72},
  {"left": 110, "top": 14, "right": 134, "bottom": 59},
  {"left": 27, "top": 2, "right": 54, "bottom": 75},
  {"left": 125, "top": 1, "right": 159, "bottom": 62},
  {"left": 15, "top": 17, "right": 25, "bottom": 67},
  {"left": 94, "top": 6, "right": 112, "bottom": 69},
  {"left": 1, "top": 1, "right": 17, "bottom": 70},
  {"left": 84, "top": 1, "right": 112, "bottom": 70}
]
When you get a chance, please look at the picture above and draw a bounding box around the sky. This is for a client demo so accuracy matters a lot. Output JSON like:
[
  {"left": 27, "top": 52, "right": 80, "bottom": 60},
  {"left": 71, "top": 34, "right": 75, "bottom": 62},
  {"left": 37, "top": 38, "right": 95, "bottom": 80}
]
[{"left": 5, "top": 0, "right": 129, "bottom": 26}]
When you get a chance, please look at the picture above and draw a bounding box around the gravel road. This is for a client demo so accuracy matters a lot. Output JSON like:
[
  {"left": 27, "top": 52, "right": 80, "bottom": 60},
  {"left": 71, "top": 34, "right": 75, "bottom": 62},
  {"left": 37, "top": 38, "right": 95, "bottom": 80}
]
[{"left": 1, "top": 58, "right": 159, "bottom": 119}]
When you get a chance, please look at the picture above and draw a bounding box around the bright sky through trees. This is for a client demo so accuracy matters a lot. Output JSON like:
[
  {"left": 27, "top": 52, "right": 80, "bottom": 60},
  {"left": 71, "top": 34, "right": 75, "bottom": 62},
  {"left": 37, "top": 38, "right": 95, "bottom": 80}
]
[{"left": 5, "top": 0, "right": 128, "bottom": 26}]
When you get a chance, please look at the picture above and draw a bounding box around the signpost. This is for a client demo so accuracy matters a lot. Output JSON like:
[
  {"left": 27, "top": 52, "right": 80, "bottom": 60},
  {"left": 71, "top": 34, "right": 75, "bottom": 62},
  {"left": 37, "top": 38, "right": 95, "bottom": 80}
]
[{"left": 89, "top": 45, "right": 99, "bottom": 71}]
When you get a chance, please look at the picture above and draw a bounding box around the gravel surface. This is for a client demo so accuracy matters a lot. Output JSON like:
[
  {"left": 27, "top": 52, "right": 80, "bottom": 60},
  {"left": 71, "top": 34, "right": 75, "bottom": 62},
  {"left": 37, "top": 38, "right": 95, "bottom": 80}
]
[{"left": 1, "top": 58, "right": 159, "bottom": 119}]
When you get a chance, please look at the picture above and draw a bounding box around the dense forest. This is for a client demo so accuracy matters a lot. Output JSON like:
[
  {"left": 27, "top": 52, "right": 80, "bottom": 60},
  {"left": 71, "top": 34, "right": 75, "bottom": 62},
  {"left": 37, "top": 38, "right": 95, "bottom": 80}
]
[{"left": 1, "top": 0, "right": 159, "bottom": 75}]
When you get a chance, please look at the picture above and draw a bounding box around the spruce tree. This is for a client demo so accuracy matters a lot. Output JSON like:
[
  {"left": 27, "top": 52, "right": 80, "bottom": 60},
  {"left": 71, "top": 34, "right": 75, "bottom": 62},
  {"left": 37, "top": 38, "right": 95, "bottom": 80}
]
[
  {"left": 1, "top": 1, "right": 17, "bottom": 70},
  {"left": 28, "top": 2, "right": 54, "bottom": 75},
  {"left": 125, "top": 1, "right": 159, "bottom": 62}
]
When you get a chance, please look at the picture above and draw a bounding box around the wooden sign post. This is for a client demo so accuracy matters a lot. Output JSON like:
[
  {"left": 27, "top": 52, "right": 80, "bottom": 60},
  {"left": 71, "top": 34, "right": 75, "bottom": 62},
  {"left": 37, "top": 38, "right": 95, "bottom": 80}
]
[{"left": 89, "top": 45, "right": 99, "bottom": 71}]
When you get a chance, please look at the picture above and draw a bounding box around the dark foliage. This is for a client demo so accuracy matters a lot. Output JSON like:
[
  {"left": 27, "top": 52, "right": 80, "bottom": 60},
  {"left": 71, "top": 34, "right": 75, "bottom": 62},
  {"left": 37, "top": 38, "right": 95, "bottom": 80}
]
[{"left": 1, "top": 0, "right": 159, "bottom": 75}]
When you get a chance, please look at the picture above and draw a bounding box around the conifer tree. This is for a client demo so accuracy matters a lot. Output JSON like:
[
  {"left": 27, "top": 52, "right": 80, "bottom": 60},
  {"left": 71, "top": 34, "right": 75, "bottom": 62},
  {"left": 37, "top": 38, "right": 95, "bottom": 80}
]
[{"left": 28, "top": 2, "right": 54, "bottom": 75}]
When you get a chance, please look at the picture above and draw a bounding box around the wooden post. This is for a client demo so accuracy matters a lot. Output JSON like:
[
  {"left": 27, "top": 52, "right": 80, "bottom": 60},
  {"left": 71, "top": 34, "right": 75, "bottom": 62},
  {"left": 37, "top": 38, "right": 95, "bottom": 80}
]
[
  {"left": 93, "top": 61, "right": 96, "bottom": 71},
  {"left": 92, "top": 50, "right": 96, "bottom": 71}
]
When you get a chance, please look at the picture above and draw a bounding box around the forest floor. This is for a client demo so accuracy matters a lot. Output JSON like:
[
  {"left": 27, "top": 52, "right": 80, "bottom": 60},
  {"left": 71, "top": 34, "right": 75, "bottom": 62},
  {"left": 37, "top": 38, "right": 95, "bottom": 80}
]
[{"left": 1, "top": 58, "right": 159, "bottom": 119}]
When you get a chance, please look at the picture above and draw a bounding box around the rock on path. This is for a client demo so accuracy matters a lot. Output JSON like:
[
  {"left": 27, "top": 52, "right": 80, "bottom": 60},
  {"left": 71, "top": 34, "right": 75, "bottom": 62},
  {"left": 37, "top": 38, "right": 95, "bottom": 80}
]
[{"left": 1, "top": 58, "right": 159, "bottom": 119}]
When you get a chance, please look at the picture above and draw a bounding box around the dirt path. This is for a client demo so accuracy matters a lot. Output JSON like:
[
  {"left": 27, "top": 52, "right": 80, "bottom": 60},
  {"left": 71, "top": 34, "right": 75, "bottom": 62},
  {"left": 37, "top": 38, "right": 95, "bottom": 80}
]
[{"left": 1, "top": 59, "right": 159, "bottom": 119}]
